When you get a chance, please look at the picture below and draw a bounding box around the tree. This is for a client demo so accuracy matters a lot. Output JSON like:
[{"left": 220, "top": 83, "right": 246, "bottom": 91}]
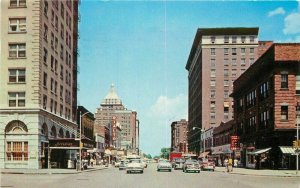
[{"left": 160, "top": 148, "right": 171, "bottom": 159}]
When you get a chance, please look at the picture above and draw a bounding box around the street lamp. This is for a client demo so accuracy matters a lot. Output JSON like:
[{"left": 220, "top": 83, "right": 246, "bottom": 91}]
[
  {"left": 296, "top": 101, "right": 300, "bottom": 175},
  {"left": 193, "top": 127, "right": 205, "bottom": 159},
  {"left": 77, "top": 110, "right": 91, "bottom": 171}
]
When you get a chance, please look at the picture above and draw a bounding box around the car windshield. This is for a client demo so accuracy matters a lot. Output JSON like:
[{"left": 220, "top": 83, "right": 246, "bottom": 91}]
[
  {"left": 185, "top": 160, "right": 198, "bottom": 164},
  {"left": 175, "top": 158, "right": 185, "bottom": 162},
  {"left": 129, "top": 159, "right": 141, "bottom": 163}
]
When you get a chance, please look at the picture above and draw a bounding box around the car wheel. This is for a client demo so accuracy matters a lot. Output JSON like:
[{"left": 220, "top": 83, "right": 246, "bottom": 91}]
[
  {"left": 169, "top": 169, "right": 172, "bottom": 172},
  {"left": 141, "top": 170, "right": 144, "bottom": 174},
  {"left": 157, "top": 169, "right": 160, "bottom": 172},
  {"left": 198, "top": 171, "right": 200, "bottom": 173}
]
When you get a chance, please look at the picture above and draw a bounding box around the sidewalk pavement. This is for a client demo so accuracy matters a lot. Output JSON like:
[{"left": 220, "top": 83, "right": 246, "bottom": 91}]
[
  {"left": 214, "top": 166, "right": 300, "bottom": 177},
  {"left": 0, "top": 165, "right": 108, "bottom": 175}
]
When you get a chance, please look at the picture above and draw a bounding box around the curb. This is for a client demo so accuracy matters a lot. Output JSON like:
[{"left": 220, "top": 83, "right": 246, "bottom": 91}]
[
  {"left": 213, "top": 169, "right": 300, "bottom": 178},
  {"left": 0, "top": 167, "right": 108, "bottom": 175}
]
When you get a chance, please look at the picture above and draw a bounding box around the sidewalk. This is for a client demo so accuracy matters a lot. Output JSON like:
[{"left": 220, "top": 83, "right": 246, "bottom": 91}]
[
  {"left": 0, "top": 165, "right": 108, "bottom": 175},
  {"left": 214, "top": 166, "right": 300, "bottom": 177}
]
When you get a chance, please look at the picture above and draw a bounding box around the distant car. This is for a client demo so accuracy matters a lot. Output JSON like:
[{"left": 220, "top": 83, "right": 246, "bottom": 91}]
[
  {"left": 200, "top": 160, "right": 215, "bottom": 171},
  {"left": 174, "top": 158, "right": 185, "bottom": 170},
  {"left": 183, "top": 159, "right": 200, "bottom": 173},
  {"left": 126, "top": 159, "right": 144, "bottom": 174},
  {"left": 157, "top": 160, "right": 172, "bottom": 172},
  {"left": 119, "top": 160, "right": 128, "bottom": 170}
]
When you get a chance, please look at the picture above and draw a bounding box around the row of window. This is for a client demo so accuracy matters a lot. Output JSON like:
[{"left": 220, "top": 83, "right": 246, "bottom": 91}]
[
  {"left": 210, "top": 48, "right": 255, "bottom": 56},
  {"left": 42, "top": 95, "right": 72, "bottom": 120},
  {"left": 211, "top": 35, "right": 256, "bottom": 44},
  {"left": 210, "top": 90, "right": 231, "bottom": 99},
  {"left": 210, "top": 57, "right": 255, "bottom": 67},
  {"left": 210, "top": 79, "right": 235, "bottom": 87}
]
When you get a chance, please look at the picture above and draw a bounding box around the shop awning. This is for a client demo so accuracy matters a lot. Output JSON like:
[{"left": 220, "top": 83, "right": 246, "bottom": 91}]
[
  {"left": 212, "top": 151, "right": 224, "bottom": 155},
  {"left": 198, "top": 151, "right": 210, "bottom": 158},
  {"left": 279, "top": 146, "right": 295, "bottom": 155},
  {"left": 248, "top": 148, "right": 271, "bottom": 155}
]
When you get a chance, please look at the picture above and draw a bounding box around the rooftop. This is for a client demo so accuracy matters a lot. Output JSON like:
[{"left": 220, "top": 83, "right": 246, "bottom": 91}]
[{"left": 101, "top": 84, "right": 123, "bottom": 106}]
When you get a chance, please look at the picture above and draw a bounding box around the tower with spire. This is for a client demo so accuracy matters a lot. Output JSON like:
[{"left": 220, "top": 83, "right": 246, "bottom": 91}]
[{"left": 94, "top": 84, "right": 138, "bottom": 154}]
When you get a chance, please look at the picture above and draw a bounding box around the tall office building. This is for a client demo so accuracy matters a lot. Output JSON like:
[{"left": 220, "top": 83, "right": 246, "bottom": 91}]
[
  {"left": 185, "top": 28, "right": 259, "bottom": 154},
  {"left": 94, "top": 85, "right": 138, "bottom": 153},
  {"left": 170, "top": 119, "right": 188, "bottom": 153},
  {"left": 0, "top": 0, "right": 79, "bottom": 169}
]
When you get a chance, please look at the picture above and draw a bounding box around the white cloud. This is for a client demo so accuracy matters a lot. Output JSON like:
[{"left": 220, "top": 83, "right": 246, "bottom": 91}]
[
  {"left": 283, "top": 12, "right": 300, "bottom": 34},
  {"left": 150, "top": 94, "right": 187, "bottom": 120},
  {"left": 268, "top": 7, "right": 285, "bottom": 17}
]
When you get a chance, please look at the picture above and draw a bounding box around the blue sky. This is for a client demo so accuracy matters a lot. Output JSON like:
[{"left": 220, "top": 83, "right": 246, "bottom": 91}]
[{"left": 78, "top": 0, "right": 300, "bottom": 156}]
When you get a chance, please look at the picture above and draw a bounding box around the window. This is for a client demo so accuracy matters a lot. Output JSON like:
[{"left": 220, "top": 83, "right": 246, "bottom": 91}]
[
  {"left": 210, "top": 101, "right": 216, "bottom": 109},
  {"left": 60, "top": 104, "right": 63, "bottom": 116},
  {"left": 232, "top": 48, "right": 237, "bottom": 55},
  {"left": 9, "top": 69, "right": 25, "bottom": 83},
  {"left": 210, "top": 112, "right": 216, "bottom": 119},
  {"left": 210, "top": 90, "right": 216, "bottom": 98},
  {"left": 50, "top": 78, "right": 54, "bottom": 92},
  {"left": 9, "top": 43, "right": 26, "bottom": 58},
  {"left": 43, "top": 24, "right": 48, "bottom": 42},
  {"left": 9, "top": 18, "right": 26, "bottom": 32},
  {"left": 60, "top": 65, "right": 64, "bottom": 80},
  {"left": 232, "top": 69, "right": 237, "bottom": 77},
  {"left": 224, "top": 90, "right": 229, "bottom": 98},
  {"left": 224, "top": 36, "right": 229, "bottom": 43},
  {"left": 50, "top": 99, "right": 53, "bottom": 112},
  {"left": 211, "top": 48, "right": 215, "bottom": 56},
  {"left": 250, "top": 48, "right": 254, "bottom": 54},
  {"left": 6, "top": 142, "right": 28, "bottom": 161},
  {"left": 232, "top": 36, "right": 237, "bottom": 43},
  {"left": 54, "top": 101, "right": 57, "bottom": 114},
  {"left": 224, "top": 69, "right": 229, "bottom": 77},
  {"left": 210, "top": 36, "right": 215, "bottom": 43},
  {"left": 50, "top": 56, "right": 54, "bottom": 70},
  {"left": 54, "top": 81, "right": 57, "bottom": 94},
  {"left": 211, "top": 59, "right": 216, "bottom": 67},
  {"left": 61, "top": 2, "right": 65, "bottom": 19},
  {"left": 250, "top": 36, "right": 255, "bottom": 43},
  {"left": 241, "top": 58, "right": 246, "bottom": 66},
  {"left": 55, "top": 37, "right": 58, "bottom": 52},
  {"left": 224, "top": 48, "right": 229, "bottom": 55},
  {"left": 224, "top": 58, "right": 228, "bottom": 66},
  {"left": 241, "top": 36, "right": 246, "bottom": 43},
  {"left": 43, "top": 48, "right": 48, "bottom": 64},
  {"left": 296, "top": 75, "right": 300, "bottom": 95},
  {"left": 60, "top": 85, "right": 63, "bottom": 98},
  {"left": 55, "top": 59, "right": 58, "bottom": 73},
  {"left": 10, "top": 0, "right": 26, "bottom": 7},
  {"left": 224, "top": 80, "right": 229, "bottom": 86},
  {"left": 43, "top": 72, "right": 47, "bottom": 88},
  {"left": 232, "top": 58, "right": 237, "bottom": 66},
  {"left": 43, "top": 95, "right": 47, "bottom": 109},
  {"left": 281, "top": 106, "right": 288, "bottom": 120},
  {"left": 210, "top": 69, "right": 216, "bottom": 77},
  {"left": 241, "top": 48, "right": 245, "bottom": 54},
  {"left": 51, "top": 9, "right": 54, "bottom": 24},
  {"left": 250, "top": 58, "right": 254, "bottom": 65},
  {"left": 61, "top": 24, "right": 64, "bottom": 39},
  {"left": 60, "top": 44, "right": 64, "bottom": 59},
  {"left": 44, "top": 0, "right": 48, "bottom": 17},
  {"left": 55, "top": 15, "right": 58, "bottom": 31},
  {"left": 51, "top": 32, "right": 54, "bottom": 49},
  {"left": 210, "top": 80, "right": 216, "bottom": 87},
  {"left": 281, "top": 74, "right": 288, "bottom": 88},
  {"left": 8, "top": 92, "right": 25, "bottom": 107}
]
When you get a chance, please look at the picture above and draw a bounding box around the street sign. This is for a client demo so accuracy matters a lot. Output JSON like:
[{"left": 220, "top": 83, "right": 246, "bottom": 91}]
[{"left": 293, "top": 140, "right": 300, "bottom": 149}]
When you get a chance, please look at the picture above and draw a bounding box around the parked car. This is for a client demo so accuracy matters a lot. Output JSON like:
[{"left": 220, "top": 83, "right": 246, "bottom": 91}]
[
  {"left": 119, "top": 160, "right": 128, "bottom": 170},
  {"left": 157, "top": 159, "right": 172, "bottom": 172},
  {"left": 126, "top": 159, "right": 144, "bottom": 174},
  {"left": 174, "top": 158, "right": 185, "bottom": 170},
  {"left": 182, "top": 159, "right": 200, "bottom": 173},
  {"left": 200, "top": 160, "right": 215, "bottom": 171}
]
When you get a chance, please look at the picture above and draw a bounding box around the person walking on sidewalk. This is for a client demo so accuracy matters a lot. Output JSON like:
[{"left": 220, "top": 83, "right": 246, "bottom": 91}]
[
  {"left": 224, "top": 158, "right": 229, "bottom": 172},
  {"left": 228, "top": 158, "right": 233, "bottom": 172}
]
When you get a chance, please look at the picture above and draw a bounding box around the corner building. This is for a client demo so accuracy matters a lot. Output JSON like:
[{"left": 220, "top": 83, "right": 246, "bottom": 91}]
[
  {"left": 0, "top": 0, "right": 79, "bottom": 169},
  {"left": 231, "top": 43, "right": 300, "bottom": 169},
  {"left": 185, "top": 28, "right": 259, "bottom": 154}
]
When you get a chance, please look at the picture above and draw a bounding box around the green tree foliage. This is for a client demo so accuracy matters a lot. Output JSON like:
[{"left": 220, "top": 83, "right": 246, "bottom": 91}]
[{"left": 160, "top": 148, "right": 171, "bottom": 159}]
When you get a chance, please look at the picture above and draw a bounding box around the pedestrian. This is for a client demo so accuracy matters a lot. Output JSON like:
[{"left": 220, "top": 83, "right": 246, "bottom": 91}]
[
  {"left": 228, "top": 158, "right": 233, "bottom": 172},
  {"left": 234, "top": 158, "right": 238, "bottom": 168},
  {"left": 224, "top": 158, "right": 229, "bottom": 172}
]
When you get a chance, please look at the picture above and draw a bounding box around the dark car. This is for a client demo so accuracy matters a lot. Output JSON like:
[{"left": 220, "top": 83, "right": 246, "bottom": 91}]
[{"left": 182, "top": 159, "right": 200, "bottom": 173}]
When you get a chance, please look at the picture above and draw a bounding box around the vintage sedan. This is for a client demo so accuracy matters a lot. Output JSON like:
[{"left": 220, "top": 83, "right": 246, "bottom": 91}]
[
  {"left": 157, "top": 160, "right": 172, "bottom": 172},
  {"left": 126, "top": 159, "right": 144, "bottom": 174},
  {"left": 174, "top": 158, "right": 185, "bottom": 170},
  {"left": 182, "top": 159, "right": 200, "bottom": 173},
  {"left": 200, "top": 160, "right": 215, "bottom": 171}
]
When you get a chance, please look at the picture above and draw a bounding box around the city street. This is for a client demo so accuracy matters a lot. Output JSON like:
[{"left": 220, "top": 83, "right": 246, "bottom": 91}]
[{"left": 1, "top": 164, "right": 300, "bottom": 188}]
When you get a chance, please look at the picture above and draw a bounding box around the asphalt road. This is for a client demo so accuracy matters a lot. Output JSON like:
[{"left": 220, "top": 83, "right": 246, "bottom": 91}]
[{"left": 1, "top": 164, "right": 300, "bottom": 188}]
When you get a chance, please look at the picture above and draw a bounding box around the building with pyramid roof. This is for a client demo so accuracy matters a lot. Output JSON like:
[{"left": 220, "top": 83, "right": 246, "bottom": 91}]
[{"left": 95, "top": 85, "right": 139, "bottom": 155}]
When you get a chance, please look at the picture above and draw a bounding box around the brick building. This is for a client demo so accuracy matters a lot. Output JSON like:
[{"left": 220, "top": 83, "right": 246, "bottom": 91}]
[
  {"left": 231, "top": 43, "right": 300, "bottom": 169},
  {"left": 171, "top": 119, "right": 188, "bottom": 153}
]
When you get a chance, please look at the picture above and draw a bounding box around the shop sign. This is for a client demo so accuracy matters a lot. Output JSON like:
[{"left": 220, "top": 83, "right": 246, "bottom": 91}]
[
  {"left": 82, "top": 141, "right": 94, "bottom": 148},
  {"left": 112, "top": 116, "right": 117, "bottom": 141},
  {"left": 50, "top": 140, "right": 79, "bottom": 147},
  {"left": 230, "top": 136, "right": 240, "bottom": 151}
]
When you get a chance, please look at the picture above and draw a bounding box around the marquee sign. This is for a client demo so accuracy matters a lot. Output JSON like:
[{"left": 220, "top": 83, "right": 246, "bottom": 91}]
[{"left": 230, "top": 136, "right": 240, "bottom": 151}]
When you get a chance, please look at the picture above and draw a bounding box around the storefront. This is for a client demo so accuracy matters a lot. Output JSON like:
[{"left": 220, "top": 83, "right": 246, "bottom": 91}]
[
  {"left": 211, "top": 144, "right": 232, "bottom": 166},
  {"left": 246, "top": 147, "right": 271, "bottom": 169},
  {"left": 278, "top": 146, "right": 296, "bottom": 169},
  {"left": 49, "top": 138, "right": 94, "bottom": 169}
]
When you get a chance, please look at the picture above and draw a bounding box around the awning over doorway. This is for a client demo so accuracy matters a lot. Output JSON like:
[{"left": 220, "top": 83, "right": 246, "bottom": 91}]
[
  {"left": 199, "top": 151, "right": 210, "bottom": 158},
  {"left": 279, "top": 146, "right": 295, "bottom": 155},
  {"left": 248, "top": 148, "right": 271, "bottom": 155},
  {"left": 212, "top": 151, "right": 224, "bottom": 155}
]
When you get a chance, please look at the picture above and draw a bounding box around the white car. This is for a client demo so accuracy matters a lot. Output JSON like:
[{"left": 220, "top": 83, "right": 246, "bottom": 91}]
[
  {"left": 126, "top": 159, "right": 144, "bottom": 174},
  {"left": 157, "top": 160, "right": 172, "bottom": 172}
]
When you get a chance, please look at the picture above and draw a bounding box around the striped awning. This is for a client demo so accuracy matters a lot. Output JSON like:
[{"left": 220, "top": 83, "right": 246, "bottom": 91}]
[{"left": 279, "top": 146, "right": 296, "bottom": 155}]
